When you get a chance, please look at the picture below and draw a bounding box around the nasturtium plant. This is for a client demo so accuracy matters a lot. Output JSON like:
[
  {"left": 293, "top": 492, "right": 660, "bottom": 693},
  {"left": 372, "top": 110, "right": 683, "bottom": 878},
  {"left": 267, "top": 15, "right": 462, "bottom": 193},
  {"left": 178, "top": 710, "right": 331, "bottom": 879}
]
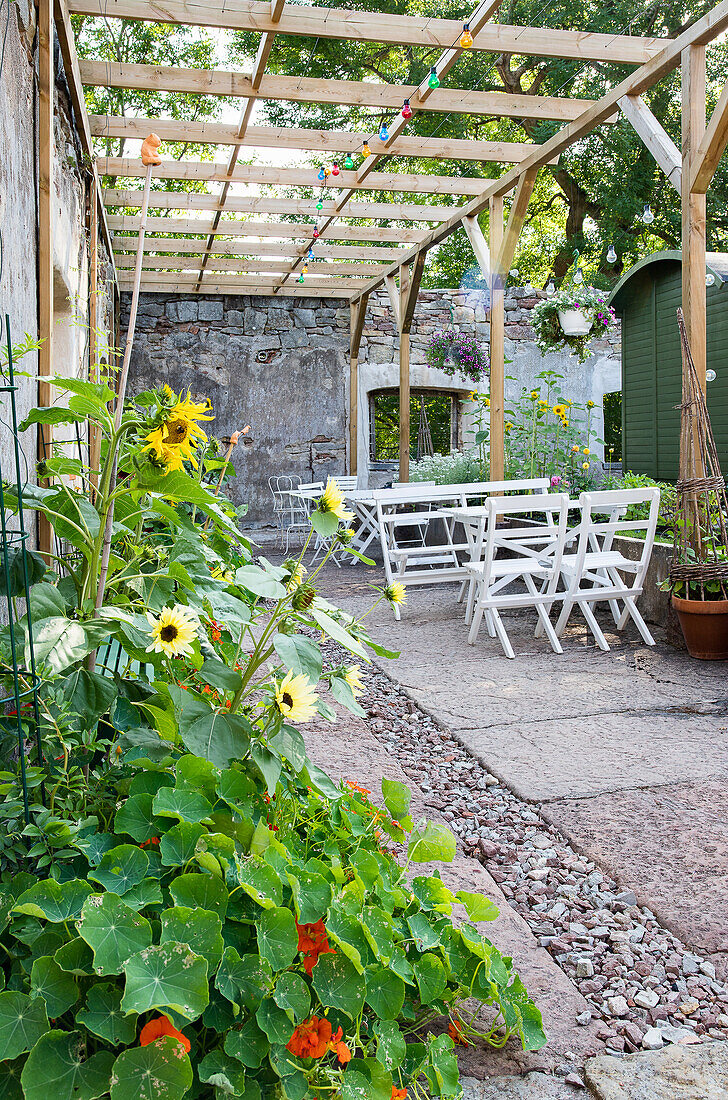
[{"left": 0, "top": 379, "right": 546, "bottom": 1099}]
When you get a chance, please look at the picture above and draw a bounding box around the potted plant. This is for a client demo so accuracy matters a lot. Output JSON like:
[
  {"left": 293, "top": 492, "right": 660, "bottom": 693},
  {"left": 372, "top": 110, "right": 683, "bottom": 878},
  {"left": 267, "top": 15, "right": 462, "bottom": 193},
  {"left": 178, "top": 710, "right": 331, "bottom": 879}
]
[
  {"left": 669, "top": 546, "right": 728, "bottom": 659},
  {"left": 426, "top": 328, "right": 489, "bottom": 385},
  {"left": 532, "top": 286, "right": 616, "bottom": 363}
]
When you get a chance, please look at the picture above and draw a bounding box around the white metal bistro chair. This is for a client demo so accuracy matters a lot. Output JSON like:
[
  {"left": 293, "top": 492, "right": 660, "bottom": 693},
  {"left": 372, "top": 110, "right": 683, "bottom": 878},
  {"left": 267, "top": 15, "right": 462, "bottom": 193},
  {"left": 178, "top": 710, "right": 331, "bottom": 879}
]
[
  {"left": 283, "top": 482, "right": 323, "bottom": 553},
  {"left": 550, "top": 487, "right": 660, "bottom": 650},
  {"left": 269, "top": 474, "right": 303, "bottom": 546},
  {"left": 464, "top": 493, "right": 571, "bottom": 659}
]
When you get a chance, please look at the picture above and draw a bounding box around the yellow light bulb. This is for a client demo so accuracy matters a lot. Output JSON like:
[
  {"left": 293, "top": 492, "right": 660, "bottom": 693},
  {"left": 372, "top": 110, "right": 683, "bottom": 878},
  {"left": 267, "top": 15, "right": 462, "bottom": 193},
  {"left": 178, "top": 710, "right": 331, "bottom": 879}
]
[{"left": 460, "top": 23, "right": 473, "bottom": 47}]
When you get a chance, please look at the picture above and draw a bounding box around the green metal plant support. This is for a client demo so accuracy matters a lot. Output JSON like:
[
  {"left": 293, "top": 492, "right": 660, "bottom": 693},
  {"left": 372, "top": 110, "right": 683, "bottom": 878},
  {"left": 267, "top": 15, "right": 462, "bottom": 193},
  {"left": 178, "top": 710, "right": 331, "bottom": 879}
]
[{"left": 0, "top": 314, "right": 45, "bottom": 822}]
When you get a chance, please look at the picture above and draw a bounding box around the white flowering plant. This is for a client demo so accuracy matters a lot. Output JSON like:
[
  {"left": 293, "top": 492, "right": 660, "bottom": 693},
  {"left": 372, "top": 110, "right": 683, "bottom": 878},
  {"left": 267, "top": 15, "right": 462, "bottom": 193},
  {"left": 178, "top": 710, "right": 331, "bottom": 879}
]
[{"left": 532, "top": 287, "right": 616, "bottom": 363}]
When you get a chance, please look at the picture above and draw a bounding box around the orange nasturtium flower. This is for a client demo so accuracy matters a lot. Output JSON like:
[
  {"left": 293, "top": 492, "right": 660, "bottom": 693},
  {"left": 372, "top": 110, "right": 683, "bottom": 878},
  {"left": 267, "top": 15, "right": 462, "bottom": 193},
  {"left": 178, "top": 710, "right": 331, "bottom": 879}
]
[
  {"left": 392, "top": 1088, "right": 408, "bottom": 1100},
  {"left": 296, "top": 919, "right": 335, "bottom": 975},
  {"left": 139, "top": 1015, "right": 191, "bottom": 1053},
  {"left": 287, "top": 1016, "right": 333, "bottom": 1058},
  {"left": 448, "top": 1016, "right": 471, "bottom": 1046},
  {"left": 329, "top": 1026, "right": 352, "bottom": 1063}
]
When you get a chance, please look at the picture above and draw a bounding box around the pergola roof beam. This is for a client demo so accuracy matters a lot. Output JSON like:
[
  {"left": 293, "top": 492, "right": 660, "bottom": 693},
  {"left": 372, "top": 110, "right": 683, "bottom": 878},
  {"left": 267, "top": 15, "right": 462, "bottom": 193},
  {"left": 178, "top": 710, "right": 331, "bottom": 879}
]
[
  {"left": 90, "top": 115, "right": 556, "bottom": 165},
  {"left": 68, "top": 0, "right": 664, "bottom": 65},
  {"left": 123, "top": 278, "right": 354, "bottom": 299},
  {"left": 98, "top": 156, "right": 507, "bottom": 196},
  {"left": 115, "top": 254, "right": 390, "bottom": 276},
  {"left": 112, "top": 236, "right": 407, "bottom": 261},
  {"left": 81, "top": 62, "right": 608, "bottom": 123},
  {"left": 103, "top": 190, "right": 457, "bottom": 221},
  {"left": 108, "top": 215, "right": 426, "bottom": 243}
]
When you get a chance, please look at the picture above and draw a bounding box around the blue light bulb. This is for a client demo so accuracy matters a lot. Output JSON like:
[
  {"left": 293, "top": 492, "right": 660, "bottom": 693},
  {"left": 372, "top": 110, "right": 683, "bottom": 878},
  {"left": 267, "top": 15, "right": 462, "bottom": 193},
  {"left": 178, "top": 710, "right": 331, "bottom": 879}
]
[
  {"left": 317, "top": 168, "right": 325, "bottom": 181},
  {"left": 379, "top": 123, "right": 390, "bottom": 142}
]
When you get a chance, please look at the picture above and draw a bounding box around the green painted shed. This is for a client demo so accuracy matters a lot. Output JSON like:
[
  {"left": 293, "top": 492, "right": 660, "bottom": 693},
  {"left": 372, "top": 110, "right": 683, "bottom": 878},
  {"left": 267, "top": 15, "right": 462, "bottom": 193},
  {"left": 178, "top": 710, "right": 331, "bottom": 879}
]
[{"left": 609, "top": 251, "right": 728, "bottom": 481}]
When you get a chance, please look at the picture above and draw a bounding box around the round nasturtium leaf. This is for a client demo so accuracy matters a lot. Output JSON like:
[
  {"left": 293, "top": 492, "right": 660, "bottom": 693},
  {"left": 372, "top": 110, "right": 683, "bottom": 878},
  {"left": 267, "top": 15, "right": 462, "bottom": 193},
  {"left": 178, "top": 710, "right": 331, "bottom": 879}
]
[
  {"left": 20, "top": 1030, "right": 114, "bottom": 1100},
  {"left": 412, "top": 953, "right": 447, "bottom": 1004},
  {"left": 197, "top": 1049, "right": 247, "bottom": 1096},
  {"left": 0, "top": 992, "right": 49, "bottom": 1061},
  {"left": 76, "top": 893, "right": 152, "bottom": 976},
  {"left": 121, "top": 942, "right": 209, "bottom": 1021},
  {"left": 273, "top": 972, "right": 310, "bottom": 1022},
  {"left": 0, "top": 1053, "right": 24, "bottom": 1098},
  {"left": 169, "top": 872, "right": 228, "bottom": 917},
  {"left": 87, "top": 845, "right": 149, "bottom": 895},
  {"left": 114, "top": 794, "right": 168, "bottom": 843},
  {"left": 30, "top": 956, "right": 79, "bottom": 1018},
  {"left": 160, "top": 906, "right": 224, "bottom": 972},
  {"left": 311, "top": 953, "right": 366, "bottom": 1019},
  {"left": 373, "top": 1020, "right": 406, "bottom": 1070},
  {"left": 109, "top": 1035, "right": 193, "bottom": 1100},
  {"left": 152, "top": 787, "right": 214, "bottom": 824},
  {"left": 256, "top": 907, "right": 298, "bottom": 971},
  {"left": 76, "top": 983, "right": 138, "bottom": 1046},
  {"left": 159, "top": 821, "right": 205, "bottom": 868},
  {"left": 13, "top": 879, "right": 93, "bottom": 923},
  {"left": 365, "top": 967, "right": 405, "bottom": 1020}
]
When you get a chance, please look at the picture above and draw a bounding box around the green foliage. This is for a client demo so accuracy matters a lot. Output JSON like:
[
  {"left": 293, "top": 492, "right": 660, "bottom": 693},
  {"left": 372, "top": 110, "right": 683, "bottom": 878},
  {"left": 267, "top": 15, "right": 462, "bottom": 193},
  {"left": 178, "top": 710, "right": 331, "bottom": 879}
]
[
  {"left": 531, "top": 287, "right": 617, "bottom": 363},
  {"left": 0, "top": 380, "right": 546, "bottom": 1097}
]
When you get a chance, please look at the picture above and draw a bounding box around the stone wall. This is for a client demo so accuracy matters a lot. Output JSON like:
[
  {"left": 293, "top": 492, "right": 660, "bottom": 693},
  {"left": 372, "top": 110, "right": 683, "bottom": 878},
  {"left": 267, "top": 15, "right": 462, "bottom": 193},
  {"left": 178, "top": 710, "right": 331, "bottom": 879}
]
[
  {"left": 358, "top": 287, "right": 621, "bottom": 484},
  {"left": 124, "top": 287, "right": 621, "bottom": 525},
  {"left": 122, "top": 293, "right": 351, "bottom": 525}
]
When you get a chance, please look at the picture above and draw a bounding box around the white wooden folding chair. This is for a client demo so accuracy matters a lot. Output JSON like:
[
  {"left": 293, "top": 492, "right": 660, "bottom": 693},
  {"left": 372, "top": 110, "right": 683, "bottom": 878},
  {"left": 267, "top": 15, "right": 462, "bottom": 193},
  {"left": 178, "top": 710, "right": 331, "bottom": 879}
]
[
  {"left": 336, "top": 474, "right": 359, "bottom": 491},
  {"left": 464, "top": 494, "right": 570, "bottom": 658},
  {"left": 552, "top": 487, "right": 660, "bottom": 650}
]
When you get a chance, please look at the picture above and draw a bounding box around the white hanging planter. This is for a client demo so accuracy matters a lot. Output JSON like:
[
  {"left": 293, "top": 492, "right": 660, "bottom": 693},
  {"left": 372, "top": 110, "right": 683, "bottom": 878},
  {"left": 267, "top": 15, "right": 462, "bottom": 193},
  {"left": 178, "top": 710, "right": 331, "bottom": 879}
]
[{"left": 557, "top": 308, "right": 593, "bottom": 337}]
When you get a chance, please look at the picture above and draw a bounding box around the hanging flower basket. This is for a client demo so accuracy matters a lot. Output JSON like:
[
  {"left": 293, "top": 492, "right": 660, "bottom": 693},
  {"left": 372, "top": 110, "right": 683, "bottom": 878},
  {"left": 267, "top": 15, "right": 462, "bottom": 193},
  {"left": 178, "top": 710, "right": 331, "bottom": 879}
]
[
  {"left": 532, "top": 286, "right": 616, "bottom": 364},
  {"left": 426, "top": 328, "right": 490, "bottom": 385}
]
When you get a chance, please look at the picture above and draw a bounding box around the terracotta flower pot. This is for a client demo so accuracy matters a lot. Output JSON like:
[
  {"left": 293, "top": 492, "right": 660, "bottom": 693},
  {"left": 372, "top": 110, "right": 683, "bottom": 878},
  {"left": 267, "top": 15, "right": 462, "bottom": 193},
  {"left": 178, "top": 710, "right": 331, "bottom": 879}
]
[
  {"left": 557, "top": 308, "right": 593, "bottom": 337},
  {"left": 671, "top": 594, "right": 728, "bottom": 660}
]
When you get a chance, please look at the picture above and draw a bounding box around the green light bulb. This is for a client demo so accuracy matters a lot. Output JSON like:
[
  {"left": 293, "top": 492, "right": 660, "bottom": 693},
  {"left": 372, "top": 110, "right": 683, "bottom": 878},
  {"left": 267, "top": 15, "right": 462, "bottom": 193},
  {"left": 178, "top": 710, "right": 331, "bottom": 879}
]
[
  {"left": 344, "top": 154, "right": 354, "bottom": 169},
  {"left": 316, "top": 201, "right": 323, "bottom": 211},
  {"left": 428, "top": 67, "right": 440, "bottom": 89}
]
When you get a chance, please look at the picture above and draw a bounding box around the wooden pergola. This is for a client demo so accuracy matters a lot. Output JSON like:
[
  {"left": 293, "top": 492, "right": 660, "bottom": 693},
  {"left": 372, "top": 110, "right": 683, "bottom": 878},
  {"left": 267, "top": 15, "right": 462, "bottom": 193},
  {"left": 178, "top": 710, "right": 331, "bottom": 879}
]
[{"left": 45, "top": 0, "right": 728, "bottom": 491}]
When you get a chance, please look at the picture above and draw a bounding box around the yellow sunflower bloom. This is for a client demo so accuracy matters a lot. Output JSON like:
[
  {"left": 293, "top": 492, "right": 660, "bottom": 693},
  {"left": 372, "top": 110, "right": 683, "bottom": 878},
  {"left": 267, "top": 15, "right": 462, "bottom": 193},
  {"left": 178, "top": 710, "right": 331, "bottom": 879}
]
[
  {"left": 317, "top": 478, "right": 354, "bottom": 523},
  {"left": 274, "top": 670, "right": 318, "bottom": 723},
  {"left": 384, "top": 582, "right": 407, "bottom": 606},
  {"left": 144, "top": 388, "right": 214, "bottom": 471},
  {"left": 583, "top": 448, "right": 590, "bottom": 456},
  {"left": 344, "top": 664, "right": 365, "bottom": 697},
  {"left": 582, "top": 461, "right": 590, "bottom": 470},
  {"left": 211, "top": 565, "right": 234, "bottom": 583},
  {"left": 146, "top": 605, "right": 197, "bottom": 658},
  {"left": 552, "top": 404, "right": 567, "bottom": 418},
  {"left": 530, "top": 390, "right": 539, "bottom": 400},
  {"left": 538, "top": 399, "right": 549, "bottom": 408},
  {"left": 284, "top": 560, "right": 307, "bottom": 591},
  {"left": 586, "top": 400, "right": 596, "bottom": 409},
  {"left": 483, "top": 397, "right": 490, "bottom": 407}
]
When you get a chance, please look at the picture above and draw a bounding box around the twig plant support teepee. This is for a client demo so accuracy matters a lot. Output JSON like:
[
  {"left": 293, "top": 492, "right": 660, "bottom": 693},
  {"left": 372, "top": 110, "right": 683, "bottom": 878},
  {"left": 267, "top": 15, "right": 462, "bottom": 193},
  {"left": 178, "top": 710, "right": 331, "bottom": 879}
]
[{"left": 669, "top": 307, "right": 728, "bottom": 658}]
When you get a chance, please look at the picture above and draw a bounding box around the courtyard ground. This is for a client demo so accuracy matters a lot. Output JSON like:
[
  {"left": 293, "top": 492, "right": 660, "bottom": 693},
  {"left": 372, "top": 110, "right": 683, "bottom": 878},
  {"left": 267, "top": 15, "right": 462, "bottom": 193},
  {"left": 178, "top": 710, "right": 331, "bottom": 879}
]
[{"left": 257, "top": 538, "right": 728, "bottom": 1098}]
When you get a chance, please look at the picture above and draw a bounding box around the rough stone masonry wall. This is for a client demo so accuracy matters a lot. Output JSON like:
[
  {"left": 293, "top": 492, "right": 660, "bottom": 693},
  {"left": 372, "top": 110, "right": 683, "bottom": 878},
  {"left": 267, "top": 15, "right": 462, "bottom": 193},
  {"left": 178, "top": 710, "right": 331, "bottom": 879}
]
[
  {"left": 125, "top": 288, "right": 621, "bottom": 524},
  {"left": 123, "top": 294, "right": 351, "bottom": 525}
]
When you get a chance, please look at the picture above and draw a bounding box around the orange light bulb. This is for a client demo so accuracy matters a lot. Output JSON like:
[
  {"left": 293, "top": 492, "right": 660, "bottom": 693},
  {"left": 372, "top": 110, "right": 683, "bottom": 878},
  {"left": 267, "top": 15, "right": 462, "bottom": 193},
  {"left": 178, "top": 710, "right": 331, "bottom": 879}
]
[{"left": 460, "top": 22, "right": 473, "bottom": 47}]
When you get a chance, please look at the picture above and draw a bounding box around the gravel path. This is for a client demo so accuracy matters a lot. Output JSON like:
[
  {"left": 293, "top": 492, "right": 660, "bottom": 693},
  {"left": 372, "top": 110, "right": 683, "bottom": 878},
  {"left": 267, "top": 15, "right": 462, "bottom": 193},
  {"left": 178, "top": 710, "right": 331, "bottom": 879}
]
[{"left": 322, "top": 641, "right": 728, "bottom": 1059}]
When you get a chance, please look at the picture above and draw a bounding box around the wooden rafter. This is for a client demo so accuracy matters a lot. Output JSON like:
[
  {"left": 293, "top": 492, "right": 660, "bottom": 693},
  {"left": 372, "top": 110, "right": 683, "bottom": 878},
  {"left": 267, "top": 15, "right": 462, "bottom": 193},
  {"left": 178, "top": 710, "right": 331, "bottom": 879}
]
[
  {"left": 462, "top": 214, "right": 490, "bottom": 273},
  {"left": 103, "top": 190, "right": 456, "bottom": 221},
  {"left": 494, "top": 167, "right": 539, "bottom": 277},
  {"left": 108, "top": 216, "right": 426, "bottom": 244},
  {"left": 97, "top": 157, "right": 507, "bottom": 197},
  {"left": 90, "top": 115, "right": 557, "bottom": 165},
  {"left": 115, "top": 255, "right": 388, "bottom": 276},
  {"left": 122, "top": 271, "right": 358, "bottom": 294},
  {"left": 81, "top": 62, "right": 607, "bottom": 124},
  {"left": 112, "top": 237, "right": 407, "bottom": 261},
  {"left": 68, "top": 0, "right": 664, "bottom": 65}
]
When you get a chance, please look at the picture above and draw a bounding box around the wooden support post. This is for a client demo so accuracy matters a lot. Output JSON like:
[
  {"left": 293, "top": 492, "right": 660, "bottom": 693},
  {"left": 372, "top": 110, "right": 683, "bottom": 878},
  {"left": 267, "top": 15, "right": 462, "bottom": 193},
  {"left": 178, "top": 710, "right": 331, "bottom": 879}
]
[
  {"left": 37, "top": 0, "right": 54, "bottom": 559},
  {"left": 398, "top": 264, "right": 411, "bottom": 483},
  {"left": 349, "top": 293, "right": 369, "bottom": 476},
  {"left": 488, "top": 195, "right": 505, "bottom": 483},
  {"left": 681, "top": 43, "right": 707, "bottom": 411}
]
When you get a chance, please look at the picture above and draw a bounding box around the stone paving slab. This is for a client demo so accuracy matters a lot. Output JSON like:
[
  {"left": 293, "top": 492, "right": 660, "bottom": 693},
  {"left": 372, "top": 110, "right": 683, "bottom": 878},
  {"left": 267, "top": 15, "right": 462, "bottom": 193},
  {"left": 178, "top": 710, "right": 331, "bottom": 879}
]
[
  {"left": 584, "top": 1041, "right": 728, "bottom": 1099},
  {"left": 452, "top": 711, "right": 728, "bottom": 802},
  {"left": 302, "top": 707, "right": 602, "bottom": 1078},
  {"left": 543, "top": 779, "right": 728, "bottom": 964}
]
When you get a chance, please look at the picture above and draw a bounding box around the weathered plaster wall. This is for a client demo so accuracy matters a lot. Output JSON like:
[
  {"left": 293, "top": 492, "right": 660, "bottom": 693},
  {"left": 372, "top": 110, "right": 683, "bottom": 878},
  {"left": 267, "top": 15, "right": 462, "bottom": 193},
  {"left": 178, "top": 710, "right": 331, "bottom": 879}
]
[
  {"left": 121, "top": 293, "right": 351, "bottom": 524},
  {"left": 125, "top": 288, "right": 621, "bottom": 524},
  {"left": 0, "top": 0, "right": 113, "bottom": 522}
]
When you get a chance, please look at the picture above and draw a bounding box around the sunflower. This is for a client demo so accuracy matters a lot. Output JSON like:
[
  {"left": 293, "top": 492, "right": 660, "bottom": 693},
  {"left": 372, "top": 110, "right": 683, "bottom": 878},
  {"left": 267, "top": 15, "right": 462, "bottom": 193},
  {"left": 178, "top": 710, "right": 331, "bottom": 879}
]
[
  {"left": 144, "top": 388, "right": 213, "bottom": 470},
  {"left": 283, "top": 558, "right": 307, "bottom": 591},
  {"left": 530, "top": 390, "right": 540, "bottom": 400},
  {"left": 552, "top": 404, "right": 567, "bottom": 418},
  {"left": 316, "top": 478, "right": 353, "bottom": 523},
  {"left": 274, "top": 671, "right": 318, "bottom": 723},
  {"left": 343, "top": 665, "right": 365, "bottom": 697},
  {"left": 146, "top": 605, "right": 198, "bottom": 658},
  {"left": 583, "top": 447, "right": 590, "bottom": 456},
  {"left": 384, "top": 582, "right": 406, "bottom": 606}
]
